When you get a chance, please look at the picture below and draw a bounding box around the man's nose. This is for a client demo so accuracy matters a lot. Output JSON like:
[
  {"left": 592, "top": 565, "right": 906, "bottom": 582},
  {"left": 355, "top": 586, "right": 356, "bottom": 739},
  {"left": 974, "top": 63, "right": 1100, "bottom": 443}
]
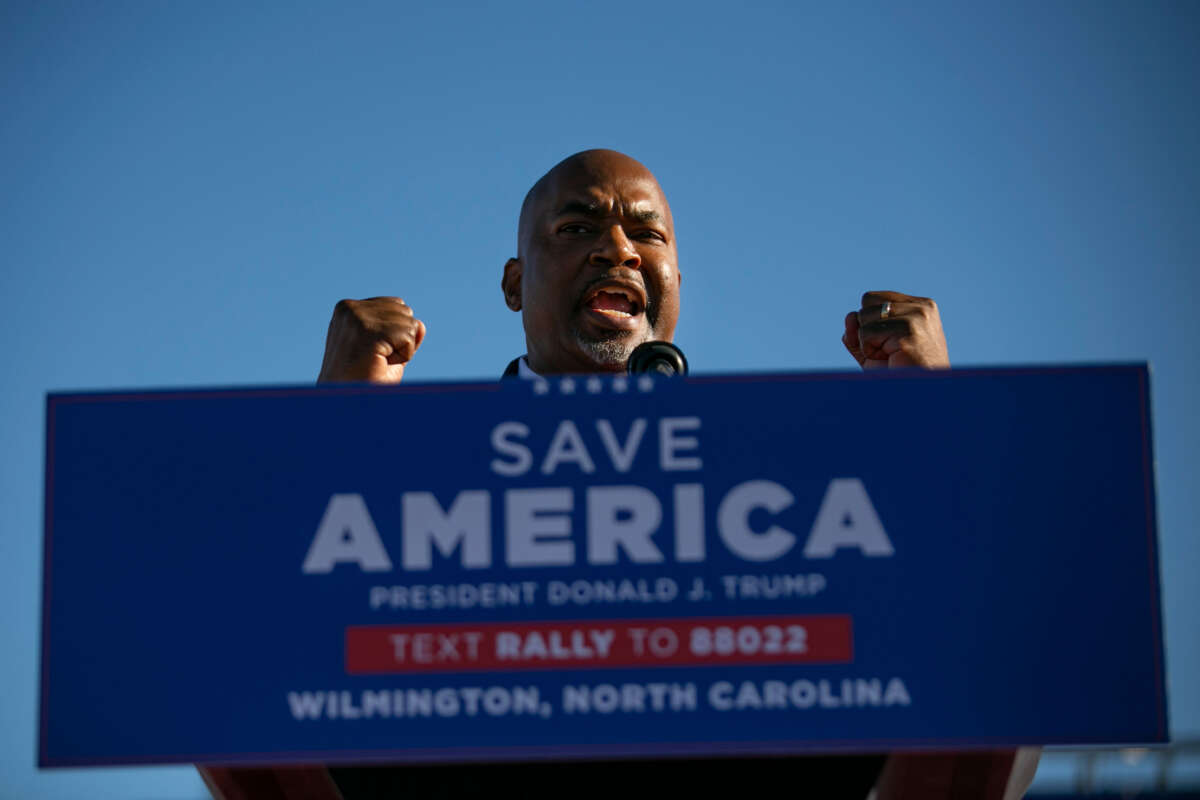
[{"left": 589, "top": 225, "right": 641, "bottom": 269}]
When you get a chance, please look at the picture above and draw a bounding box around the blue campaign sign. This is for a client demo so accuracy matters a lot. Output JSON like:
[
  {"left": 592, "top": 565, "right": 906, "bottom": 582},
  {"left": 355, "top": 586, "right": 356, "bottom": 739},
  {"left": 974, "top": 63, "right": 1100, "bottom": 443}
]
[{"left": 39, "top": 365, "right": 1166, "bottom": 767}]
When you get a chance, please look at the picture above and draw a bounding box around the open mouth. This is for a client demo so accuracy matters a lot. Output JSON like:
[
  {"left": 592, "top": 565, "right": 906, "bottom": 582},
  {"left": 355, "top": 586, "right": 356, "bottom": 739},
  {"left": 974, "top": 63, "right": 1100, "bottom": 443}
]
[{"left": 582, "top": 284, "right": 645, "bottom": 324}]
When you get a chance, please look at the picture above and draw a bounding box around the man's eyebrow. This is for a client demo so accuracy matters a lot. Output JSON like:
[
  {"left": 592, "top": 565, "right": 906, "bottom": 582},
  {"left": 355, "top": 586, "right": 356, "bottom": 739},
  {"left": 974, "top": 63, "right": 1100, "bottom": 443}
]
[
  {"left": 629, "top": 208, "right": 662, "bottom": 224},
  {"left": 555, "top": 200, "right": 605, "bottom": 218},
  {"left": 554, "top": 201, "right": 663, "bottom": 224}
]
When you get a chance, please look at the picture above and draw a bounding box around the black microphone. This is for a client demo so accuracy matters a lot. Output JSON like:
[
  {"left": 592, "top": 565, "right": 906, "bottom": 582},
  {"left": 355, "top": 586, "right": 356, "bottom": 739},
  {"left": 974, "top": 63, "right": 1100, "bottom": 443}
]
[{"left": 627, "top": 341, "right": 688, "bottom": 376}]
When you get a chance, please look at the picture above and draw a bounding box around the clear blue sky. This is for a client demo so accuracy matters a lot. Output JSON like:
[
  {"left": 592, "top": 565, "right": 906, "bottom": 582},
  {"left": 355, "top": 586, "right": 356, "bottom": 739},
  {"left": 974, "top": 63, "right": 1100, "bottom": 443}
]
[{"left": 2, "top": 2, "right": 1196, "bottom": 796}]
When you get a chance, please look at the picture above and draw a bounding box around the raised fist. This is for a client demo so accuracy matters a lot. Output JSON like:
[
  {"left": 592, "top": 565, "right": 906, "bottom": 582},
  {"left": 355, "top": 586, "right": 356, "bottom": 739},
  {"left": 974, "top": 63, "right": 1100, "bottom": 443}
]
[
  {"left": 317, "top": 297, "right": 426, "bottom": 384},
  {"left": 842, "top": 291, "right": 950, "bottom": 370}
]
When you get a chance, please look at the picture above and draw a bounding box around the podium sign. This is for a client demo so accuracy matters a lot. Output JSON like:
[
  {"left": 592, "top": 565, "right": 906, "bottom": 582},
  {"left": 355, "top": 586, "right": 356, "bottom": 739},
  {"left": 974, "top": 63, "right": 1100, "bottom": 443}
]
[{"left": 39, "top": 366, "right": 1166, "bottom": 767}]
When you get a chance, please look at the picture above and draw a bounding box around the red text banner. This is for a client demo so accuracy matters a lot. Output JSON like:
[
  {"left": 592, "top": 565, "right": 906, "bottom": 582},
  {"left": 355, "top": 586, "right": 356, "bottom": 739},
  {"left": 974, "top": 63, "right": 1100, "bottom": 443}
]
[{"left": 345, "top": 615, "right": 853, "bottom": 674}]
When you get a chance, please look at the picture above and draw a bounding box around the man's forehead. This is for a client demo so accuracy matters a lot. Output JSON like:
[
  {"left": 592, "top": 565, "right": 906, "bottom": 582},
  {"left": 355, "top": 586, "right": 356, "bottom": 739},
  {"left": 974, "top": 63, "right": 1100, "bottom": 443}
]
[
  {"left": 518, "top": 150, "right": 673, "bottom": 250},
  {"left": 543, "top": 168, "right": 668, "bottom": 216},
  {"left": 550, "top": 183, "right": 667, "bottom": 218}
]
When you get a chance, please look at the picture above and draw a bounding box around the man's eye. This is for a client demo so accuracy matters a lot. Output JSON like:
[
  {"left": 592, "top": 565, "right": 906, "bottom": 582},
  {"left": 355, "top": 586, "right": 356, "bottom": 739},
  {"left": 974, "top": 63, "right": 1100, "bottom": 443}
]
[
  {"left": 635, "top": 230, "right": 666, "bottom": 242},
  {"left": 559, "top": 224, "right": 591, "bottom": 234}
]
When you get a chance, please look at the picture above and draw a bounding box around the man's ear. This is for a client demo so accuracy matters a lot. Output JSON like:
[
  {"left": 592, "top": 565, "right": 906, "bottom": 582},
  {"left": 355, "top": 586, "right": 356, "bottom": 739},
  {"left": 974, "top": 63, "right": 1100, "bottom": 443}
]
[{"left": 501, "top": 258, "right": 523, "bottom": 311}]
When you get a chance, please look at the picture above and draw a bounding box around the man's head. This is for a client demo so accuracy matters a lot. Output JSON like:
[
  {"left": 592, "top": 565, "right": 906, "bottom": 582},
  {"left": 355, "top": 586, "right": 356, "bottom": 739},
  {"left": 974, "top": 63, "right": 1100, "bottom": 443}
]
[{"left": 501, "top": 149, "right": 681, "bottom": 374}]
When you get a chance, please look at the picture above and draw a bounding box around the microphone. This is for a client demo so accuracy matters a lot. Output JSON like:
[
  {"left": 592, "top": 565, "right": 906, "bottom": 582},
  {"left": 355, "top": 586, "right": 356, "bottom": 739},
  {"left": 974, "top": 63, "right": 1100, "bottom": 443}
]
[{"left": 627, "top": 341, "right": 688, "bottom": 376}]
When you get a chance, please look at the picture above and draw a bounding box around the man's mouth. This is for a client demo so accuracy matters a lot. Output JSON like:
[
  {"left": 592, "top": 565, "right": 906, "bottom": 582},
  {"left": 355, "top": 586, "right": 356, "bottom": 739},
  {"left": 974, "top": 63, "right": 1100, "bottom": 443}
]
[
  {"left": 580, "top": 283, "right": 646, "bottom": 330},
  {"left": 589, "top": 289, "right": 637, "bottom": 317}
]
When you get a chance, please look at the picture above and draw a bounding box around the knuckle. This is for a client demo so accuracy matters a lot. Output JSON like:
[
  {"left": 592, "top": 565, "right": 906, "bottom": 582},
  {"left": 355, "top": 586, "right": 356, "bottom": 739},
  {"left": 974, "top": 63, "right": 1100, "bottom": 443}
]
[
  {"left": 386, "top": 320, "right": 417, "bottom": 341},
  {"left": 363, "top": 296, "right": 411, "bottom": 312},
  {"left": 331, "top": 299, "right": 369, "bottom": 332},
  {"left": 395, "top": 335, "right": 418, "bottom": 357}
]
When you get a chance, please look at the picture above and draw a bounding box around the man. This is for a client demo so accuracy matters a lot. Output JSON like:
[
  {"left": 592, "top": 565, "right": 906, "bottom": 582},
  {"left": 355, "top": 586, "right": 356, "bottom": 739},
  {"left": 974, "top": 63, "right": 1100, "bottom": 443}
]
[
  {"left": 317, "top": 149, "right": 949, "bottom": 383},
  {"left": 296, "top": 150, "right": 1034, "bottom": 798}
]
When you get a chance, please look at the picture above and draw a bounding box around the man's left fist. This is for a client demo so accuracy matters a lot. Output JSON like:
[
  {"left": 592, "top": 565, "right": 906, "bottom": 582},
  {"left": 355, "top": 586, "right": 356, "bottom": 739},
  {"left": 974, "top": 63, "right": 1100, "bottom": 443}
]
[{"left": 842, "top": 291, "right": 950, "bottom": 369}]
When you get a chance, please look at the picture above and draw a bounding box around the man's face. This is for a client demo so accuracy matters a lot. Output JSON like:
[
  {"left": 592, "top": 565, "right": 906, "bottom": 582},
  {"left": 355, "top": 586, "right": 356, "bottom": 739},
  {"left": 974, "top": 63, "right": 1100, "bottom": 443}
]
[{"left": 503, "top": 151, "right": 681, "bottom": 374}]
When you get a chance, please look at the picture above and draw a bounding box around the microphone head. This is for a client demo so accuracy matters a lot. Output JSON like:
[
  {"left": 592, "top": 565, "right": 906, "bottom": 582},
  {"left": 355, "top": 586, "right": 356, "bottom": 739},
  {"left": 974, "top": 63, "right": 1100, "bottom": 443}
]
[{"left": 627, "top": 341, "right": 688, "bottom": 376}]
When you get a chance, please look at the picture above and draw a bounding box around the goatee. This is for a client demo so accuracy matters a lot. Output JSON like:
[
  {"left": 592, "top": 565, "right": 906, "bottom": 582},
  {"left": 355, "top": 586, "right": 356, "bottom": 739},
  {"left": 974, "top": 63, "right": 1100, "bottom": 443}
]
[{"left": 574, "top": 329, "right": 645, "bottom": 368}]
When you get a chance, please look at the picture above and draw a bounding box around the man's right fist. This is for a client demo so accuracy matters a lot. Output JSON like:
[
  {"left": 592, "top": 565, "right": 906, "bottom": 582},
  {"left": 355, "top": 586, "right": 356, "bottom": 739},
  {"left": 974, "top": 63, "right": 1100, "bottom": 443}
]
[{"left": 317, "top": 297, "right": 426, "bottom": 384}]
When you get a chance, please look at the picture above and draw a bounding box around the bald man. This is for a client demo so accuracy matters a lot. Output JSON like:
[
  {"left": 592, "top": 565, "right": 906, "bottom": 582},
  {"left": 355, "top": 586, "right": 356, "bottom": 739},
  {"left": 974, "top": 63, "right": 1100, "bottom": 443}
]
[
  {"left": 318, "top": 149, "right": 949, "bottom": 383},
  {"left": 304, "top": 151, "right": 1036, "bottom": 799}
]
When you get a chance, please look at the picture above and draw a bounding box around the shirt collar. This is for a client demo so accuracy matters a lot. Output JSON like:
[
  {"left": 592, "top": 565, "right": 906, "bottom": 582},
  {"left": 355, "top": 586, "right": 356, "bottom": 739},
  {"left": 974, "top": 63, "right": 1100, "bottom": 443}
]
[{"left": 517, "top": 355, "right": 540, "bottom": 380}]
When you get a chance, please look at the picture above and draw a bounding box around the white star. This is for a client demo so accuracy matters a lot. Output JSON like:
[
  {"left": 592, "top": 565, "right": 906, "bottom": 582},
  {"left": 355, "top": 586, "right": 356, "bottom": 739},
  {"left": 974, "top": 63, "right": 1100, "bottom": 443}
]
[
  {"left": 560, "top": 377, "right": 576, "bottom": 394},
  {"left": 612, "top": 376, "right": 628, "bottom": 393},
  {"left": 533, "top": 380, "right": 549, "bottom": 395},
  {"left": 637, "top": 375, "right": 654, "bottom": 392},
  {"left": 586, "top": 376, "right": 603, "bottom": 394}
]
